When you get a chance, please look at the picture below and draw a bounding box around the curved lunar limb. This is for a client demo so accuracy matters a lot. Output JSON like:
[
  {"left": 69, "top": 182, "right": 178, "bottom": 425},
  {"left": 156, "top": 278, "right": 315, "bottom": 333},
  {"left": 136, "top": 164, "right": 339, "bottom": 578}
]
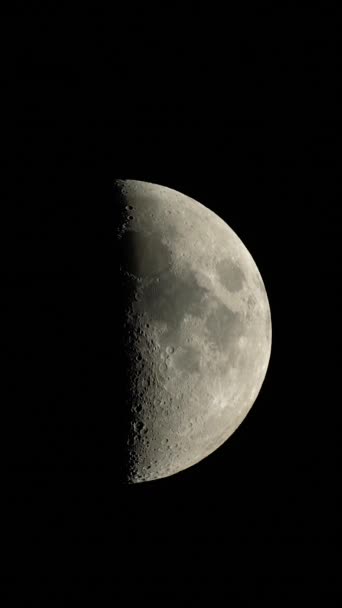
[{"left": 113, "top": 179, "right": 272, "bottom": 483}]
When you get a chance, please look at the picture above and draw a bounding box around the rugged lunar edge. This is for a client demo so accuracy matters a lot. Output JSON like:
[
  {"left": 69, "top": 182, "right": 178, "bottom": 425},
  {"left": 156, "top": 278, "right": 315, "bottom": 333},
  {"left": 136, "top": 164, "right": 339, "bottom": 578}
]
[{"left": 113, "top": 179, "right": 272, "bottom": 483}]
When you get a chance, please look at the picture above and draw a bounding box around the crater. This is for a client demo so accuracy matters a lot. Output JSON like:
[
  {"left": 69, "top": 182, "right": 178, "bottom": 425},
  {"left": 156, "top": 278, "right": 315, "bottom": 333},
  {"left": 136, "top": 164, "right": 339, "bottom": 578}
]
[{"left": 216, "top": 258, "right": 245, "bottom": 292}]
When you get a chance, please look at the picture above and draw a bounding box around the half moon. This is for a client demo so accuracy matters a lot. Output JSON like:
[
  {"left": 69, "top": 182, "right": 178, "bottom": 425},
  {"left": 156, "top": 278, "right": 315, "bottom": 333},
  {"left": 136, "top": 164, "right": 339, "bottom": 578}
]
[{"left": 113, "top": 179, "right": 272, "bottom": 483}]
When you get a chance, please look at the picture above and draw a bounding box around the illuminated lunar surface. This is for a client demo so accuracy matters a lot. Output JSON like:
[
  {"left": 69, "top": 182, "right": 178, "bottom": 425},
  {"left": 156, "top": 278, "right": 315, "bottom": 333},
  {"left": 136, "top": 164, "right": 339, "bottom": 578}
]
[{"left": 113, "top": 179, "right": 272, "bottom": 483}]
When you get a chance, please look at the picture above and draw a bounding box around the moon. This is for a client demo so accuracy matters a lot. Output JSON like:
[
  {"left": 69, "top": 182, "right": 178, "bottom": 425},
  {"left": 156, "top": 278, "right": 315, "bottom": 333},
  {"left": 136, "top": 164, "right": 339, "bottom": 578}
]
[{"left": 113, "top": 179, "right": 272, "bottom": 483}]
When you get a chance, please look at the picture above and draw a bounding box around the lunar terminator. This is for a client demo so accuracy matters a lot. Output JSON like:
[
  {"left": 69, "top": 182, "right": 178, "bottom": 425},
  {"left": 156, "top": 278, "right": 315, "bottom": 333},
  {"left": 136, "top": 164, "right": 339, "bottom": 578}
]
[{"left": 113, "top": 179, "right": 272, "bottom": 483}]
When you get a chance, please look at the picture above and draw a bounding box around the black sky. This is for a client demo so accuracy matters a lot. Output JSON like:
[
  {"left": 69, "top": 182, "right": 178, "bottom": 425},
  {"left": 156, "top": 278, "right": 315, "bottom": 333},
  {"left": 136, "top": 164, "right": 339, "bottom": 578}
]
[{"left": 1, "top": 7, "right": 339, "bottom": 602}]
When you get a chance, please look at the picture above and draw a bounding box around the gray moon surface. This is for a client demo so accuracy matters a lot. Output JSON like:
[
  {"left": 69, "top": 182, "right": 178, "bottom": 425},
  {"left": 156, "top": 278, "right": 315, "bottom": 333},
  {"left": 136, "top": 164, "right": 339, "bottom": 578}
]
[{"left": 114, "top": 179, "right": 272, "bottom": 483}]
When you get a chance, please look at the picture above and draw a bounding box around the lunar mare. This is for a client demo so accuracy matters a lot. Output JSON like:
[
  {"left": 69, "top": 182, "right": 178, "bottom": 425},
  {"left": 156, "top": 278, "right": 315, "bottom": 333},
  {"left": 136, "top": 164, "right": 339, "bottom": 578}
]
[{"left": 114, "top": 179, "right": 272, "bottom": 483}]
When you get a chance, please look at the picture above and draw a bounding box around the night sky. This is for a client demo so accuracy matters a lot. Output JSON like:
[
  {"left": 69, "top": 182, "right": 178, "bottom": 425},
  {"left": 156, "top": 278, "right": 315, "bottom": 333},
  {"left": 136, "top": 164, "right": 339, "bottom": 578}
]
[{"left": 1, "top": 7, "right": 339, "bottom": 602}]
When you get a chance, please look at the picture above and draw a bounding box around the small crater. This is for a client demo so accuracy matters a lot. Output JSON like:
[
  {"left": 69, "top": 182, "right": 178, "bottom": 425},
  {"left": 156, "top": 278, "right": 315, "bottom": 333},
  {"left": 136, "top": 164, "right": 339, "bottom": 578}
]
[
  {"left": 125, "top": 205, "right": 134, "bottom": 211},
  {"left": 166, "top": 346, "right": 174, "bottom": 355},
  {"left": 132, "top": 420, "right": 145, "bottom": 433}
]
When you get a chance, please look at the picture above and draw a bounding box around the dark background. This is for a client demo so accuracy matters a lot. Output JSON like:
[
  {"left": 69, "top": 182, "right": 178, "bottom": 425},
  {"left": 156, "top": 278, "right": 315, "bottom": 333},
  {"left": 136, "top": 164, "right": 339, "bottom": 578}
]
[{"left": 1, "top": 7, "right": 339, "bottom": 601}]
